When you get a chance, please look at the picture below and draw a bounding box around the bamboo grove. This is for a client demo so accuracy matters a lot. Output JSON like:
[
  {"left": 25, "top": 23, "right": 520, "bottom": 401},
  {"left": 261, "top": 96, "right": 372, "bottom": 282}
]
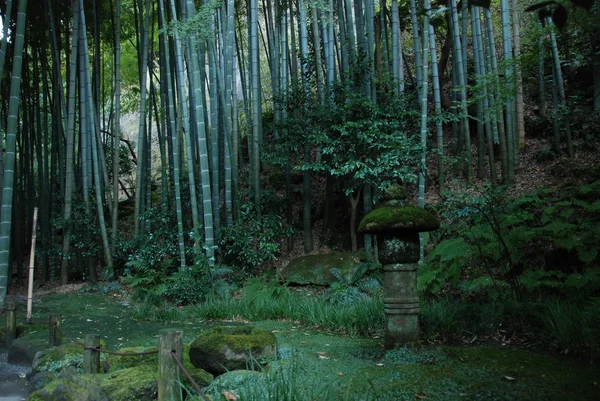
[{"left": 0, "top": 0, "right": 598, "bottom": 308}]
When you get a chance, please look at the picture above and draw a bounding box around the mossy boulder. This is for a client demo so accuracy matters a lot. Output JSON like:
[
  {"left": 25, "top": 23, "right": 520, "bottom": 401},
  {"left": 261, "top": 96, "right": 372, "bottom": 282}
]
[
  {"left": 27, "top": 372, "right": 108, "bottom": 401},
  {"left": 8, "top": 336, "right": 47, "bottom": 365},
  {"left": 189, "top": 325, "right": 276, "bottom": 375},
  {"left": 105, "top": 346, "right": 158, "bottom": 371},
  {"left": 29, "top": 371, "right": 58, "bottom": 391},
  {"left": 183, "top": 344, "right": 214, "bottom": 387},
  {"left": 358, "top": 205, "right": 440, "bottom": 234},
  {"left": 279, "top": 252, "right": 359, "bottom": 286},
  {"left": 100, "top": 364, "right": 158, "bottom": 401},
  {"left": 32, "top": 343, "right": 84, "bottom": 373}
]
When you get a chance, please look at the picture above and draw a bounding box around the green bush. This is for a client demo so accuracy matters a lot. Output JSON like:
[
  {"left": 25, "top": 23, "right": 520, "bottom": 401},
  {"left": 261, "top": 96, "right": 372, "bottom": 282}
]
[
  {"left": 218, "top": 198, "right": 293, "bottom": 273},
  {"left": 423, "top": 181, "right": 600, "bottom": 301}
]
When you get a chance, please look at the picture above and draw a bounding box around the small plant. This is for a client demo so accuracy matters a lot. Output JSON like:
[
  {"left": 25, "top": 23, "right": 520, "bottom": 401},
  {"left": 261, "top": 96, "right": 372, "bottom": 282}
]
[{"left": 324, "top": 262, "right": 382, "bottom": 306}]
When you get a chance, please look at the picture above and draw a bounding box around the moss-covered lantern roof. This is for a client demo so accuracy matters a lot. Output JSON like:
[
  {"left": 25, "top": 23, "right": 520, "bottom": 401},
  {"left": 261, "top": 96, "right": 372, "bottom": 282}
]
[{"left": 358, "top": 205, "right": 440, "bottom": 234}]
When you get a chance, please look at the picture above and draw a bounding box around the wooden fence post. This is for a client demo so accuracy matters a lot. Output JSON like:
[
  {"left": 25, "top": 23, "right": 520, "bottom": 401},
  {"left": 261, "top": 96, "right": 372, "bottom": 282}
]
[
  {"left": 84, "top": 334, "right": 100, "bottom": 373},
  {"left": 5, "top": 302, "right": 16, "bottom": 348},
  {"left": 49, "top": 314, "right": 63, "bottom": 346},
  {"left": 158, "top": 329, "right": 183, "bottom": 401}
]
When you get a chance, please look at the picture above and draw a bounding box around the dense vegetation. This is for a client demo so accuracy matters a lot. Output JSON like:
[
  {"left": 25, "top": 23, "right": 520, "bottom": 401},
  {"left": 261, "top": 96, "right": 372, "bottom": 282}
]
[{"left": 0, "top": 0, "right": 599, "bottom": 359}]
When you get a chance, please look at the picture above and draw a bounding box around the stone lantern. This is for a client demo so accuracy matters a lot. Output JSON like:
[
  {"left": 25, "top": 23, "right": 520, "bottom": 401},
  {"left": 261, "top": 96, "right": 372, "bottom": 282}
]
[{"left": 358, "top": 185, "right": 439, "bottom": 349}]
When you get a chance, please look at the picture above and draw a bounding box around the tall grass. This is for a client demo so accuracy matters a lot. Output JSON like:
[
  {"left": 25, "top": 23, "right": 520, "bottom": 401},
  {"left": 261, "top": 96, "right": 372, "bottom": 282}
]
[
  {"left": 198, "top": 357, "right": 344, "bottom": 401},
  {"left": 537, "top": 298, "right": 600, "bottom": 352},
  {"left": 420, "top": 296, "right": 599, "bottom": 354},
  {"left": 191, "top": 284, "right": 385, "bottom": 338}
]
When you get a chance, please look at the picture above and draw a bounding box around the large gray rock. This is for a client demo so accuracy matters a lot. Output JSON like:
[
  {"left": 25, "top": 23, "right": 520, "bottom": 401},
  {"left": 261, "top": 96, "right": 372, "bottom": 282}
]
[
  {"left": 279, "top": 252, "right": 359, "bottom": 285},
  {"left": 189, "top": 325, "right": 276, "bottom": 375}
]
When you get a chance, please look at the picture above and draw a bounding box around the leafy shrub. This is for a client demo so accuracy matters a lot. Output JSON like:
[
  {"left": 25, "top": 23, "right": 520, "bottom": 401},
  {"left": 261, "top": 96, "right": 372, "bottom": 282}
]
[
  {"left": 423, "top": 181, "right": 600, "bottom": 301},
  {"left": 324, "top": 261, "right": 382, "bottom": 305},
  {"left": 218, "top": 198, "right": 293, "bottom": 273},
  {"left": 118, "top": 208, "right": 235, "bottom": 306}
]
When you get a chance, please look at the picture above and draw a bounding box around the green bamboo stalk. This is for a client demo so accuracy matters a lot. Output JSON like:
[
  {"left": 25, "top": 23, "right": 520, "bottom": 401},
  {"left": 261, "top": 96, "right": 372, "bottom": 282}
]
[{"left": 0, "top": 0, "right": 28, "bottom": 308}]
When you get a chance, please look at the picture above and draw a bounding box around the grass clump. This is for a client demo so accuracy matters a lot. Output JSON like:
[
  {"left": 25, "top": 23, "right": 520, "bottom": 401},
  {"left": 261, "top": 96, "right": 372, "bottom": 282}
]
[{"left": 192, "top": 279, "right": 385, "bottom": 338}]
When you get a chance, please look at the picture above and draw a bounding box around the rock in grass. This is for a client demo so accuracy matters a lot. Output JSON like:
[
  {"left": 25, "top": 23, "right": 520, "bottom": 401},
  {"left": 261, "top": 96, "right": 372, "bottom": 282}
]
[
  {"left": 189, "top": 325, "right": 276, "bottom": 375},
  {"left": 279, "top": 252, "right": 359, "bottom": 286}
]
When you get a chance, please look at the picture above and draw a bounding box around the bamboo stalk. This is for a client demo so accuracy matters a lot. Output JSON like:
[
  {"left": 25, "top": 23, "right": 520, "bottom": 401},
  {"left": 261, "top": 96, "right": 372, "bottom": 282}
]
[{"left": 26, "top": 207, "right": 38, "bottom": 324}]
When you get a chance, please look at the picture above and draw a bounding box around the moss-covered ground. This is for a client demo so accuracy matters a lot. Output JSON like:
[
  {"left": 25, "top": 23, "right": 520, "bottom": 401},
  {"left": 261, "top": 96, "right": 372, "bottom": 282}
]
[{"left": 11, "top": 292, "right": 600, "bottom": 400}]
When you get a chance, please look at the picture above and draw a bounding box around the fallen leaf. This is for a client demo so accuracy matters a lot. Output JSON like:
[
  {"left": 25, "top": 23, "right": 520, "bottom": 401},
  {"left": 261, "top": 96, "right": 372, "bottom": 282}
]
[
  {"left": 317, "top": 351, "right": 327, "bottom": 355},
  {"left": 222, "top": 391, "right": 237, "bottom": 401},
  {"left": 416, "top": 393, "right": 426, "bottom": 399},
  {"left": 318, "top": 355, "right": 330, "bottom": 360},
  {"left": 503, "top": 376, "right": 516, "bottom": 381}
]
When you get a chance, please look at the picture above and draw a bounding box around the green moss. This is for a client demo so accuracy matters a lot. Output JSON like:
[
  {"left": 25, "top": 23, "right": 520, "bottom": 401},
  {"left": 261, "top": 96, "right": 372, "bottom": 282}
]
[
  {"left": 100, "top": 364, "right": 158, "bottom": 401},
  {"left": 358, "top": 206, "right": 440, "bottom": 234},
  {"left": 189, "top": 325, "right": 276, "bottom": 374},
  {"left": 383, "top": 183, "right": 407, "bottom": 201},
  {"left": 183, "top": 343, "right": 214, "bottom": 387},
  {"left": 193, "top": 325, "right": 276, "bottom": 356},
  {"left": 32, "top": 343, "right": 83, "bottom": 373},
  {"left": 106, "top": 346, "right": 158, "bottom": 371},
  {"left": 280, "top": 252, "right": 358, "bottom": 285},
  {"left": 347, "top": 346, "right": 600, "bottom": 401},
  {"left": 28, "top": 374, "right": 106, "bottom": 401},
  {"left": 0, "top": 322, "right": 48, "bottom": 343}
]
